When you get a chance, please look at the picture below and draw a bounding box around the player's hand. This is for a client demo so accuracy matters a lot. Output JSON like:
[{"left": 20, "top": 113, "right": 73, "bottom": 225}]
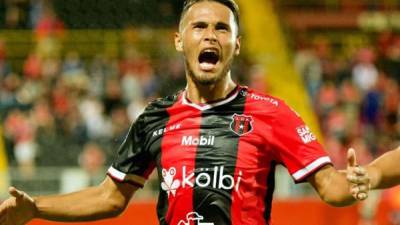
[
  {"left": 0, "top": 187, "right": 37, "bottom": 225},
  {"left": 346, "top": 148, "right": 370, "bottom": 201}
]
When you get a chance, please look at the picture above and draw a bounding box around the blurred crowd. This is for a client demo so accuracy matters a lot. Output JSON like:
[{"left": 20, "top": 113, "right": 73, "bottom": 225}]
[
  {"left": 0, "top": 1, "right": 186, "bottom": 176},
  {"left": 294, "top": 31, "right": 400, "bottom": 169},
  {"left": 0, "top": 1, "right": 253, "bottom": 179},
  {"left": 0, "top": 0, "right": 183, "bottom": 29}
]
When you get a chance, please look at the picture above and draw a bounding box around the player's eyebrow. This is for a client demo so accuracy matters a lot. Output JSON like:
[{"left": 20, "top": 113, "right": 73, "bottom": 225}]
[
  {"left": 215, "top": 22, "right": 231, "bottom": 30},
  {"left": 191, "top": 21, "right": 231, "bottom": 29},
  {"left": 191, "top": 21, "right": 208, "bottom": 27}
]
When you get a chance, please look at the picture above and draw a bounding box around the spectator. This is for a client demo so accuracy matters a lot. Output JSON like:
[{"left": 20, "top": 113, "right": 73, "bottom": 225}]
[
  {"left": 3, "top": 109, "right": 36, "bottom": 177},
  {"left": 78, "top": 142, "right": 106, "bottom": 185},
  {"left": 34, "top": 2, "right": 64, "bottom": 40},
  {"left": 0, "top": 39, "right": 12, "bottom": 78},
  {"left": 23, "top": 52, "right": 42, "bottom": 80},
  {"left": 352, "top": 48, "right": 378, "bottom": 93}
]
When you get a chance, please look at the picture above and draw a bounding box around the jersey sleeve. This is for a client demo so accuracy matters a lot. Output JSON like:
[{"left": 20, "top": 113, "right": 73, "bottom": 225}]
[
  {"left": 270, "top": 102, "right": 331, "bottom": 183},
  {"left": 107, "top": 114, "right": 155, "bottom": 188}
]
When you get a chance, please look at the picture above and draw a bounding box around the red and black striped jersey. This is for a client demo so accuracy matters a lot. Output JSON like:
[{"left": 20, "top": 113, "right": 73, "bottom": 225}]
[{"left": 107, "top": 85, "right": 331, "bottom": 225}]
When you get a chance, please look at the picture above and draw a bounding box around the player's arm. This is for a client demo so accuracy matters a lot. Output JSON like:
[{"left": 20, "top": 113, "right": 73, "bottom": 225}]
[
  {"left": 0, "top": 176, "right": 137, "bottom": 224},
  {"left": 350, "top": 146, "right": 400, "bottom": 190},
  {"left": 307, "top": 164, "right": 357, "bottom": 207},
  {"left": 269, "top": 102, "right": 365, "bottom": 206},
  {"left": 307, "top": 149, "right": 368, "bottom": 207}
]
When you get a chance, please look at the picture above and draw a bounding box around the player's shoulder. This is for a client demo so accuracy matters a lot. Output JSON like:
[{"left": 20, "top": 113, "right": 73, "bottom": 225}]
[
  {"left": 244, "top": 87, "right": 300, "bottom": 116},
  {"left": 135, "top": 91, "right": 182, "bottom": 125},
  {"left": 143, "top": 91, "right": 182, "bottom": 113}
]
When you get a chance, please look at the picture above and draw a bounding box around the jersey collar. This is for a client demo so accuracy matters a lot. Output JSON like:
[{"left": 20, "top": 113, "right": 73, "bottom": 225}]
[{"left": 182, "top": 85, "right": 241, "bottom": 111}]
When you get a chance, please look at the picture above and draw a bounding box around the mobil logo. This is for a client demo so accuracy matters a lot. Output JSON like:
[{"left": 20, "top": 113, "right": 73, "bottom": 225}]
[{"left": 181, "top": 135, "right": 215, "bottom": 146}]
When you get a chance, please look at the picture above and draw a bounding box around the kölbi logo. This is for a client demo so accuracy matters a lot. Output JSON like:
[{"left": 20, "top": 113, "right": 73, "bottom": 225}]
[
  {"left": 161, "top": 166, "right": 242, "bottom": 197},
  {"left": 181, "top": 135, "right": 215, "bottom": 146}
]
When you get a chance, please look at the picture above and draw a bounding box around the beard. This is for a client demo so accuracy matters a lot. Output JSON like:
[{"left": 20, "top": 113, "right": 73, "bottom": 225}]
[{"left": 185, "top": 57, "right": 234, "bottom": 86}]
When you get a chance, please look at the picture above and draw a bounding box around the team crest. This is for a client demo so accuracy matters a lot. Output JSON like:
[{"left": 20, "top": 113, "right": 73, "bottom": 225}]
[{"left": 230, "top": 114, "right": 253, "bottom": 136}]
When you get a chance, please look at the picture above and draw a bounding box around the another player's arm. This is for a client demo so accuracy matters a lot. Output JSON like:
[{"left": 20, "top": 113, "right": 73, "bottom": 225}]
[
  {"left": 357, "top": 146, "right": 400, "bottom": 189},
  {"left": 0, "top": 176, "right": 137, "bottom": 224}
]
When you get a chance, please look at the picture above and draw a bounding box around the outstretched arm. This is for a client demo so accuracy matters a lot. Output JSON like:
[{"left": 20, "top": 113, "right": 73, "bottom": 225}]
[
  {"left": 0, "top": 176, "right": 137, "bottom": 225},
  {"left": 307, "top": 150, "right": 369, "bottom": 207},
  {"left": 362, "top": 146, "right": 400, "bottom": 189},
  {"left": 307, "top": 165, "right": 356, "bottom": 207}
]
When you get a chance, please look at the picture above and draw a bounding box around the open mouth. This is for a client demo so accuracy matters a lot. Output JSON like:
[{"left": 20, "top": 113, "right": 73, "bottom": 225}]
[{"left": 198, "top": 49, "right": 220, "bottom": 71}]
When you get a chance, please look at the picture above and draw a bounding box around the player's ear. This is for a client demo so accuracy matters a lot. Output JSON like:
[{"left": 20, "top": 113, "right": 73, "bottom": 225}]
[
  {"left": 234, "top": 36, "right": 241, "bottom": 56},
  {"left": 175, "top": 32, "right": 183, "bottom": 52}
]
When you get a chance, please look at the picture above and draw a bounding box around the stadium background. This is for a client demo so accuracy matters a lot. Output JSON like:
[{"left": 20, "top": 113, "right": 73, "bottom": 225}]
[{"left": 0, "top": 0, "right": 399, "bottom": 224}]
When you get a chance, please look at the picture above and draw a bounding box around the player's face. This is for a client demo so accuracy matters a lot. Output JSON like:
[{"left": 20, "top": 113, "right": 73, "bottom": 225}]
[{"left": 175, "top": 1, "right": 240, "bottom": 85}]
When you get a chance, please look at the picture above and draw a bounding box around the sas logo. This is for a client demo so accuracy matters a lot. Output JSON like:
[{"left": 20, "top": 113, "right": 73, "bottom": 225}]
[
  {"left": 296, "top": 125, "right": 316, "bottom": 144},
  {"left": 178, "top": 212, "right": 214, "bottom": 225},
  {"left": 230, "top": 114, "right": 253, "bottom": 136}
]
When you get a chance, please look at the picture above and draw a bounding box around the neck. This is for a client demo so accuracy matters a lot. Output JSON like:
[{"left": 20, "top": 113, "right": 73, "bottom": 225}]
[{"left": 185, "top": 72, "right": 237, "bottom": 104}]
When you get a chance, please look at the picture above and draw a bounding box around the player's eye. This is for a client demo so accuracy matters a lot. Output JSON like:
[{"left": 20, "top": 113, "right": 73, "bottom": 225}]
[
  {"left": 193, "top": 22, "right": 207, "bottom": 29},
  {"left": 216, "top": 23, "right": 229, "bottom": 32}
]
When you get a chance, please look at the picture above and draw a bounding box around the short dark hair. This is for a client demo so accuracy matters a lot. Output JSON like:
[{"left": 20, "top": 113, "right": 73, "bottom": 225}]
[{"left": 180, "top": 0, "right": 240, "bottom": 34}]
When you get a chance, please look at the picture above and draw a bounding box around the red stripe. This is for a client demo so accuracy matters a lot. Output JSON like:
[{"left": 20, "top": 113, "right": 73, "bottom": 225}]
[
  {"left": 161, "top": 95, "right": 202, "bottom": 225},
  {"left": 231, "top": 95, "right": 271, "bottom": 225}
]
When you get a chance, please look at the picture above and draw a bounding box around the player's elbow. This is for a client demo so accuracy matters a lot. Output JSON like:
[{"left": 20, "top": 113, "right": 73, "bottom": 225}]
[
  {"left": 100, "top": 193, "right": 129, "bottom": 218},
  {"left": 320, "top": 193, "right": 354, "bottom": 207},
  {"left": 99, "top": 189, "right": 130, "bottom": 217},
  {"left": 310, "top": 166, "right": 355, "bottom": 207},
  {"left": 106, "top": 199, "right": 127, "bottom": 217},
  {"left": 317, "top": 182, "right": 354, "bottom": 207}
]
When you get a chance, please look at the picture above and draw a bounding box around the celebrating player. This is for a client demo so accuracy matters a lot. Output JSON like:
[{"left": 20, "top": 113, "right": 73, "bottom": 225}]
[{"left": 0, "top": 1, "right": 370, "bottom": 225}]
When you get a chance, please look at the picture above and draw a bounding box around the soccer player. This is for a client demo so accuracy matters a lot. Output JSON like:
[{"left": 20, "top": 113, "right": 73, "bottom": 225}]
[
  {"left": 347, "top": 146, "right": 400, "bottom": 194},
  {"left": 0, "top": 1, "right": 369, "bottom": 225}
]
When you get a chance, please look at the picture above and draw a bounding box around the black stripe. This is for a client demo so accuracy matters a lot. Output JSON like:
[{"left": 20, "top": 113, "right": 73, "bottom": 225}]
[
  {"left": 264, "top": 161, "right": 276, "bottom": 224},
  {"left": 193, "top": 93, "right": 246, "bottom": 225},
  {"left": 144, "top": 94, "right": 180, "bottom": 225}
]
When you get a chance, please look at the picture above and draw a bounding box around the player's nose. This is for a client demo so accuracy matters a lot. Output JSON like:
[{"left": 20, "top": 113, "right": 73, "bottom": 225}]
[{"left": 203, "top": 27, "right": 217, "bottom": 43}]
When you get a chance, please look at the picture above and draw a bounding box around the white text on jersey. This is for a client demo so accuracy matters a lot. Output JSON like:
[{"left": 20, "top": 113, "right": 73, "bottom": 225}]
[
  {"left": 250, "top": 93, "right": 279, "bottom": 106},
  {"left": 161, "top": 166, "right": 242, "bottom": 197},
  {"left": 152, "top": 123, "right": 181, "bottom": 137},
  {"left": 181, "top": 135, "right": 215, "bottom": 146},
  {"left": 297, "top": 125, "right": 317, "bottom": 144}
]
